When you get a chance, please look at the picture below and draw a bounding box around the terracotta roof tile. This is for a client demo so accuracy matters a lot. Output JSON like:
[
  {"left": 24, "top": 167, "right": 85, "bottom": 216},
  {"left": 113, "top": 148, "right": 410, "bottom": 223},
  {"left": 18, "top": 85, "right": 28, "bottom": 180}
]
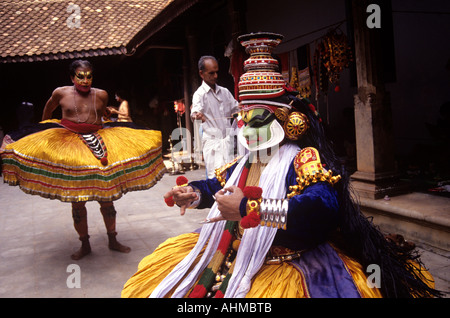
[{"left": 0, "top": 0, "right": 174, "bottom": 63}]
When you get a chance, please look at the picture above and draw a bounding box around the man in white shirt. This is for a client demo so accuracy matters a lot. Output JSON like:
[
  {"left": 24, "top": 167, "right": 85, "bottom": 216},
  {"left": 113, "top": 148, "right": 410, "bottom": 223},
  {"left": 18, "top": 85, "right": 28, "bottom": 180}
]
[{"left": 191, "top": 56, "right": 240, "bottom": 178}]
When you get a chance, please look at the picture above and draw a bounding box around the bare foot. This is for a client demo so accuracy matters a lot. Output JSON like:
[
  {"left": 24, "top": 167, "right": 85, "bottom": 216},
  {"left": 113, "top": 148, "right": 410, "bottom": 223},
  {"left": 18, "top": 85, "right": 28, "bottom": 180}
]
[
  {"left": 107, "top": 232, "right": 131, "bottom": 253},
  {"left": 71, "top": 238, "right": 91, "bottom": 260},
  {"left": 109, "top": 240, "right": 131, "bottom": 253}
]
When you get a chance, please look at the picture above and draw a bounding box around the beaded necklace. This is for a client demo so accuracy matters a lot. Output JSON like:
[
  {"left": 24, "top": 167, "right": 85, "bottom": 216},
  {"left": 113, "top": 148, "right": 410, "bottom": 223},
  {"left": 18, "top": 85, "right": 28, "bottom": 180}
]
[{"left": 73, "top": 86, "right": 97, "bottom": 124}]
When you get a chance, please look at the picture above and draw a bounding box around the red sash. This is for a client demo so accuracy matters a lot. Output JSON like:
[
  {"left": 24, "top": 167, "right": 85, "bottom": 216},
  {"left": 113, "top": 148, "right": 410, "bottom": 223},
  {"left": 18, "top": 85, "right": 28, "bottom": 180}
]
[{"left": 60, "top": 118, "right": 102, "bottom": 133}]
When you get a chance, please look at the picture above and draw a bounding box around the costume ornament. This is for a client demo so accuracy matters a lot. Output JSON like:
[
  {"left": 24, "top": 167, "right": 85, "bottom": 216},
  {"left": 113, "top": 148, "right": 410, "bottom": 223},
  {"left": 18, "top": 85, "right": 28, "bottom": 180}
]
[
  {"left": 78, "top": 132, "right": 108, "bottom": 165},
  {"left": 214, "top": 156, "right": 241, "bottom": 187},
  {"left": 283, "top": 111, "right": 310, "bottom": 140},
  {"left": 288, "top": 147, "right": 341, "bottom": 198},
  {"left": 239, "top": 186, "right": 262, "bottom": 229},
  {"left": 238, "top": 33, "right": 285, "bottom": 101},
  {"left": 239, "top": 186, "right": 288, "bottom": 230}
]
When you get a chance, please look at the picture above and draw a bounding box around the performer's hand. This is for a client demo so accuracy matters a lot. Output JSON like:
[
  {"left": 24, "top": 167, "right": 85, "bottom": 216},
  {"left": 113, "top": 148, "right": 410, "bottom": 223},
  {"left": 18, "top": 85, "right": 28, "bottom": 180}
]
[
  {"left": 163, "top": 186, "right": 198, "bottom": 216},
  {"left": 107, "top": 106, "right": 117, "bottom": 114},
  {"left": 208, "top": 186, "right": 244, "bottom": 222},
  {"left": 191, "top": 111, "right": 205, "bottom": 122}
]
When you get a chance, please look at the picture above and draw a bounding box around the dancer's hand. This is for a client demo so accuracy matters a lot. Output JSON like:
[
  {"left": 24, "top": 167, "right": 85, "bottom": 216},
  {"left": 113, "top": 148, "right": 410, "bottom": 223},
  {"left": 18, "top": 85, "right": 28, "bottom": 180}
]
[
  {"left": 163, "top": 186, "right": 198, "bottom": 216},
  {"left": 206, "top": 186, "right": 244, "bottom": 223}
]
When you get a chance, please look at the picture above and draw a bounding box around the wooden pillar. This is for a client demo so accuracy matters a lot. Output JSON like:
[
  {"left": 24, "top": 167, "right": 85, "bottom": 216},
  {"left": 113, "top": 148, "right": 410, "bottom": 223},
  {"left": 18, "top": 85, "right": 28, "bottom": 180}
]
[
  {"left": 350, "top": 0, "right": 407, "bottom": 199},
  {"left": 186, "top": 25, "right": 200, "bottom": 92},
  {"left": 185, "top": 25, "right": 201, "bottom": 162},
  {"left": 182, "top": 48, "right": 192, "bottom": 153}
]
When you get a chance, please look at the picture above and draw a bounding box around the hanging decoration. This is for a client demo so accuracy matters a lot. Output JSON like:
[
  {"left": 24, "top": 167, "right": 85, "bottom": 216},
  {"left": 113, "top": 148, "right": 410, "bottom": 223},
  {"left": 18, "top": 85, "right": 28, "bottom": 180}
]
[
  {"left": 313, "top": 29, "right": 353, "bottom": 94},
  {"left": 313, "top": 41, "right": 329, "bottom": 96},
  {"left": 289, "top": 66, "right": 301, "bottom": 92},
  {"left": 297, "top": 67, "right": 312, "bottom": 99},
  {"left": 289, "top": 66, "right": 312, "bottom": 99}
]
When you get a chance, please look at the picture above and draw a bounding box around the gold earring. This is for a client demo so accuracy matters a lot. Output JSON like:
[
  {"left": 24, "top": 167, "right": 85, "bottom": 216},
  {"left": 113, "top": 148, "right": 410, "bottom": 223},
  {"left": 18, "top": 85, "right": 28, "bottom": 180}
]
[
  {"left": 283, "top": 112, "right": 310, "bottom": 140},
  {"left": 274, "top": 107, "right": 290, "bottom": 122}
]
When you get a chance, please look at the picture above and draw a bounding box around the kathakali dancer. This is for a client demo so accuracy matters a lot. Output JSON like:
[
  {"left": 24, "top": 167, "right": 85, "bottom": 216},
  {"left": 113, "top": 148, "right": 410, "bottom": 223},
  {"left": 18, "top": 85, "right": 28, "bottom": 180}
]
[
  {"left": 0, "top": 60, "right": 166, "bottom": 260},
  {"left": 122, "top": 33, "right": 441, "bottom": 298}
]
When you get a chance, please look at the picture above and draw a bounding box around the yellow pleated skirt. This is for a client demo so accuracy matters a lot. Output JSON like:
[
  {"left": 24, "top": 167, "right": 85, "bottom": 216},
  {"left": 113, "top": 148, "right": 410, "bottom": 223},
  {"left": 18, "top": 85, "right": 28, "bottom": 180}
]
[
  {"left": 1, "top": 121, "right": 166, "bottom": 202},
  {"left": 121, "top": 233, "right": 393, "bottom": 298}
]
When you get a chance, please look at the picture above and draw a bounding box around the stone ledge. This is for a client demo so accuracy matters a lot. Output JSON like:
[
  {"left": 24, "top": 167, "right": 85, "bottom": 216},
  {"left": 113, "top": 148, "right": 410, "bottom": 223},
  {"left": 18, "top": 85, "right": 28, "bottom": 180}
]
[{"left": 357, "top": 192, "right": 450, "bottom": 252}]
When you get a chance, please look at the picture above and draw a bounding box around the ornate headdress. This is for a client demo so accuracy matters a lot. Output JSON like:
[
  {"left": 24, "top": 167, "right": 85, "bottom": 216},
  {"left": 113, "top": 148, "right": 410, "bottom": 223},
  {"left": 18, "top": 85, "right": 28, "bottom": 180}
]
[{"left": 237, "top": 32, "right": 310, "bottom": 144}]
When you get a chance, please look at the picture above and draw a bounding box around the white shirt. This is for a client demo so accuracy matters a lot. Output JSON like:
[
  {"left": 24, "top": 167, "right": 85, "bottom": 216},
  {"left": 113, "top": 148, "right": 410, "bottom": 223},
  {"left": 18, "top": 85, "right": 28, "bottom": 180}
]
[{"left": 191, "top": 81, "right": 239, "bottom": 139}]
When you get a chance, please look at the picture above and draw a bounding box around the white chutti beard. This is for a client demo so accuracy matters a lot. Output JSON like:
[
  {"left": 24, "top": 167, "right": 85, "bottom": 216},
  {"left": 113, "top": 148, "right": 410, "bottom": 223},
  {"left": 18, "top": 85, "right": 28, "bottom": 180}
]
[{"left": 238, "top": 119, "right": 285, "bottom": 151}]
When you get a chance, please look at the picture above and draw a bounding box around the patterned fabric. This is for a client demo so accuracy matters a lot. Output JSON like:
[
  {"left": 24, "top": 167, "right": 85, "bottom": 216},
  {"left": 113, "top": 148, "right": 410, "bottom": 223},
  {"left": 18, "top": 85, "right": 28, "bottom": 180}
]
[
  {"left": 121, "top": 232, "right": 384, "bottom": 298},
  {"left": 188, "top": 157, "right": 253, "bottom": 298},
  {"left": 188, "top": 221, "right": 237, "bottom": 298},
  {"left": 1, "top": 120, "right": 165, "bottom": 202}
]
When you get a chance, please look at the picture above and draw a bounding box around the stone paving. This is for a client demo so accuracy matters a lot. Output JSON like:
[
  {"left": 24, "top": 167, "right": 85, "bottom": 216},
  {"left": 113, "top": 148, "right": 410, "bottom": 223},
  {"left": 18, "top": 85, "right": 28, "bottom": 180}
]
[
  {"left": 0, "top": 167, "right": 208, "bottom": 297},
  {"left": 0, "top": 166, "right": 448, "bottom": 298}
]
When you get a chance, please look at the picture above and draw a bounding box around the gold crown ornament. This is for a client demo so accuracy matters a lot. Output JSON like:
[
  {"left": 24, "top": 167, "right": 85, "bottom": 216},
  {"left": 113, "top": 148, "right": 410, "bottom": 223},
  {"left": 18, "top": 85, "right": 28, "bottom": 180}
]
[{"left": 283, "top": 112, "right": 310, "bottom": 140}]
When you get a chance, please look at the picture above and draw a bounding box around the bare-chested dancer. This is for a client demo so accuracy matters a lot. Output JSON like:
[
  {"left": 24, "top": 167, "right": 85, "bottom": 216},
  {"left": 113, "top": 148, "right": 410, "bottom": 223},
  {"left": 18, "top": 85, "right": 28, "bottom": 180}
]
[{"left": 42, "top": 60, "right": 130, "bottom": 260}]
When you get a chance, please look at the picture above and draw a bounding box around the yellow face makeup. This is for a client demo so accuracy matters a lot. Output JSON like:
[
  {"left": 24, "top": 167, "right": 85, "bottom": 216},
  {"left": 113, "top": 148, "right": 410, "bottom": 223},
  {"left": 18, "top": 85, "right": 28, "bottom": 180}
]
[
  {"left": 74, "top": 71, "right": 93, "bottom": 86},
  {"left": 240, "top": 109, "right": 253, "bottom": 124},
  {"left": 73, "top": 69, "right": 93, "bottom": 93}
]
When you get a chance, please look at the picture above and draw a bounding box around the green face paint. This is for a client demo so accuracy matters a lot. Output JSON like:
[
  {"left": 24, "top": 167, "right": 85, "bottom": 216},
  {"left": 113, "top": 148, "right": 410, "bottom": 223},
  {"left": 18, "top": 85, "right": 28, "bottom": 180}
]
[{"left": 241, "top": 108, "right": 275, "bottom": 150}]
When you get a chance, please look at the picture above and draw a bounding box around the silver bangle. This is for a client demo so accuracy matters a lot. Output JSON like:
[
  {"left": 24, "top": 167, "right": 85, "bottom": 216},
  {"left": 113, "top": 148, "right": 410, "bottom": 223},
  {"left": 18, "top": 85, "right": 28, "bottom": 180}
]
[{"left": 260, "top": 198, "right": 288, "bottom": 230}]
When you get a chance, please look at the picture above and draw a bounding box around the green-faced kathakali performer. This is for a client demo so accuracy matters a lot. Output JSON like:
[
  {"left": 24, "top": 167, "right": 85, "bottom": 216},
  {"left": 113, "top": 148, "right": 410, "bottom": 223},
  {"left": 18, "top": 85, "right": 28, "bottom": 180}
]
[
  {"left": 121, "top": 33, "right": 441, "bottom": 298},
  {"left": 1, "top": 60, "right": 166, "bottom": 260}
]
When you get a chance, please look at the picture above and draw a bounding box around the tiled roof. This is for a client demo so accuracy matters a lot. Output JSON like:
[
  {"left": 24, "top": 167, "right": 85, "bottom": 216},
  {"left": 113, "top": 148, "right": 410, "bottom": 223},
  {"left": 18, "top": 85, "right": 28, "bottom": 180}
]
[{"left": 0, "top": 0, "right": 175, "bottom": 63}]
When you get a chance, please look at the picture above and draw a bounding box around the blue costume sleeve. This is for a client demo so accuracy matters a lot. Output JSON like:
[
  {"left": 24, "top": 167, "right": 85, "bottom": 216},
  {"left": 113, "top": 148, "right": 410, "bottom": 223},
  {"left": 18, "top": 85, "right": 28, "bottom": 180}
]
[
  {"left": 273, "top": 161, "right": 340, "bottom": 251},
  {"left": 189, "top": 178, "right": 222, "bottom": 209}
]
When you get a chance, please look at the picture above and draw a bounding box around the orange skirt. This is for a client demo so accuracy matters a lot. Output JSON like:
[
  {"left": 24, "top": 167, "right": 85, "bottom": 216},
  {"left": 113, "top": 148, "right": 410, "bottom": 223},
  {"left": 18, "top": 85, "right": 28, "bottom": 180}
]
[
  {"left": 1, "top": 120, "right": 166, "bottom": 202},
  {"left": 122, "top": 233, "right": 431, "bottom": 298}
]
